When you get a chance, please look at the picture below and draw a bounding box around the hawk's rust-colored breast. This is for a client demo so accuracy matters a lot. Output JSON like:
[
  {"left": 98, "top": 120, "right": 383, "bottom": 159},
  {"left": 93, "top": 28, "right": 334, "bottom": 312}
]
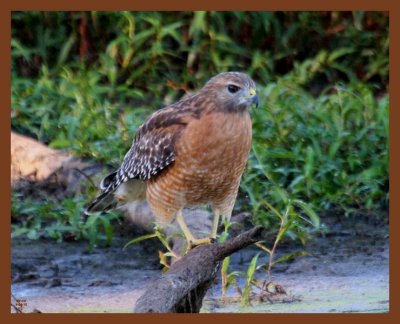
[{"left": 146, "top": 109, "right": 252, "bottom": 223}]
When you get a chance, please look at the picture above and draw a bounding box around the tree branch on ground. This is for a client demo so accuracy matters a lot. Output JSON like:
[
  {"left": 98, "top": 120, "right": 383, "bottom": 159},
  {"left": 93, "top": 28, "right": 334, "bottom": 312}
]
[{"left": 134, "top": 225, "right": 270, "bottom": 313}]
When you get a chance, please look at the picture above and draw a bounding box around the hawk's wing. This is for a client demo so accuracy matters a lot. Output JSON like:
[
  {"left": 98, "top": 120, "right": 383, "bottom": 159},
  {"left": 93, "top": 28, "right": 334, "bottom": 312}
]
[
  {"left": 116, "top": 108, "right": 186, "bottom": 186},
  {"left": 85, "top": 105, "right": 189, "bottom": 214}
]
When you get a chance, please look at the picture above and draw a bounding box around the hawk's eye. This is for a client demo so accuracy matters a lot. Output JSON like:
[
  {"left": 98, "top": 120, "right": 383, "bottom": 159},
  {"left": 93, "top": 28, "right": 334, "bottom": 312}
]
[{"left": 227, "top": 84, "right": 240, "bottom": 93}]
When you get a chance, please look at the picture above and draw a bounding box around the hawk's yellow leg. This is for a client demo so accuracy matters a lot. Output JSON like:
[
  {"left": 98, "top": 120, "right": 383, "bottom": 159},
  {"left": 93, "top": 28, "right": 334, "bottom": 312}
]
[
  {"left": 210, "top": 209, "right": 220, "bottom": 240},
  {"left": 176, "top": 211, "right": 213, "bottom": 250}
]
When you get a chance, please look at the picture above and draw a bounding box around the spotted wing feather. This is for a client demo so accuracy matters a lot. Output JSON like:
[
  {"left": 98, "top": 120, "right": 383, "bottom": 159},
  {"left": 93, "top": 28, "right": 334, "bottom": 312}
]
[{"left": 84, "top": 107, "right": 187, "bottom": 214}]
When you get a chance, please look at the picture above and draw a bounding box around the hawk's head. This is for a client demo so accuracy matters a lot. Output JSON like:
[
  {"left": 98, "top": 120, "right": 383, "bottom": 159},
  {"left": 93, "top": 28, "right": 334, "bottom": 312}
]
[{"left": 203, "top": 72, "right": 259, "bottom": 112}]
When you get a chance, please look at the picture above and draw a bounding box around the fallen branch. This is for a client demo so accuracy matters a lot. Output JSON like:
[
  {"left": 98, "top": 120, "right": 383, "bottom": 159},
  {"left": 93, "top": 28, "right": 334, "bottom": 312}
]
[{"left": 134, "top": 225, "right": 269, "bottom": 313}]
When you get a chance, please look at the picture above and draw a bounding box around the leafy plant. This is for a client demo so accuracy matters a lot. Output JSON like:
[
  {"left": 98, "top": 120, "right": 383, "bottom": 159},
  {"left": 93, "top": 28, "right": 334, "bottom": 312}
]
[
  {"left": 123, "top": 225, "right": 182, "bottom": 269},
  {"left": 220, "top": 194, "right": 317, "bottom": 305},
  {"left": 221, "top": 256, "right": 243, "bottom": 302},
  {"left": 11, "top": 192, "right": 119, "bottom": 251},
  {"left": 238, "top": 81, "right": 388, "bottom": 223},
  {"left": 241, "top": 253, "right": 260, "bottom": 305},
  {"left": 11, "top": 11, "right": 388, "bottom": 249},
  {"left": 255, "top": 198, "right": 316, "bottom": 280}
]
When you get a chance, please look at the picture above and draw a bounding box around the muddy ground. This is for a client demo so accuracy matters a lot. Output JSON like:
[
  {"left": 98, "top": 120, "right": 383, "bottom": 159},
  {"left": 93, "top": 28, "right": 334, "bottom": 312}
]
[{"left": 11, "top": 214, "right": 389, "bottom": 313}]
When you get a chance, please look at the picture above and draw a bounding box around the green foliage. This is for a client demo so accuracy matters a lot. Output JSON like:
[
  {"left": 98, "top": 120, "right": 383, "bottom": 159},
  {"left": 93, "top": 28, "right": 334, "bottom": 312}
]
[
  {"left": 239, "top": 81, "right": 388, "bottom": 228},
  {"left": 11, "top": 11, "right": 388, "bottom": 247},
  {"left": 11, "top": 65, "right": 150, "bottom": 163},
  {"left": 11, "top": 192, "right": 118, "bottom": 250},
  {"left": 11, "top": 11, "right": 388, "bottom": 92},
  {"left": 221, "top": 199, "right": 317, "bottom": 303},
  {"left": 255, "top": 201, "right": 316, "bottom": 281}
]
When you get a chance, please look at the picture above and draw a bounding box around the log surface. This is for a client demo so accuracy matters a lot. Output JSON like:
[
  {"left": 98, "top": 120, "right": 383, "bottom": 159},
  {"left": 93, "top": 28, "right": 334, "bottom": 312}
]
[{"left": 134, "top": 226, "right": 269, "bottom": 313}]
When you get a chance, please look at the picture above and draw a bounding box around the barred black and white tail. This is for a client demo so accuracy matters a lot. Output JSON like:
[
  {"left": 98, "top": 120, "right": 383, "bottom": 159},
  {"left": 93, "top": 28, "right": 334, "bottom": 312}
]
[
  {"left": 84, "top": 171, "right": 148, "bottom": 215},
  {"left": 84, "top": 189, "right": 117, "bottom": 215},
  {"left": 84, "top": 171, "right": 119, "bottom": 215}
]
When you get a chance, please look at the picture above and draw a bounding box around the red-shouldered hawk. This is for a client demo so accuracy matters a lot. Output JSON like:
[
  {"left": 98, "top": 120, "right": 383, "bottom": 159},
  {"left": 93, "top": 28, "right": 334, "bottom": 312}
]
[{"left": 85, "top": 72, "right": 258, "bottom": 247}]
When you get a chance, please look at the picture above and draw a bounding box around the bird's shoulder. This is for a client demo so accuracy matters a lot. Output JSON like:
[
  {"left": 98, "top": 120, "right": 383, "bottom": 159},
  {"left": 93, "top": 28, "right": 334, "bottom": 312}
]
[
  {"left": 116, "top": 93, "right": 207, "bottom": 183},
  {"left": 136, "top": 92, "right": 207, "bottom": 137}
]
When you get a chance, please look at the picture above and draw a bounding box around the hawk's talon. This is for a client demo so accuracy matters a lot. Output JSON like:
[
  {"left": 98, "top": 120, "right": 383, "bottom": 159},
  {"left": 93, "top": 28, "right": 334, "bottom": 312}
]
[{"left": 186, "top": 237, "right": 214, "bottom": 251}]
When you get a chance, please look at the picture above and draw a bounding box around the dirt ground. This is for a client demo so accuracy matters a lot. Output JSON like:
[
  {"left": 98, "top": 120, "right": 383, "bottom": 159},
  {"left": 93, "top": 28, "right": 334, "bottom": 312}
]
[{"left": 11, "top": 213, "right": 389, "bottom": 313}]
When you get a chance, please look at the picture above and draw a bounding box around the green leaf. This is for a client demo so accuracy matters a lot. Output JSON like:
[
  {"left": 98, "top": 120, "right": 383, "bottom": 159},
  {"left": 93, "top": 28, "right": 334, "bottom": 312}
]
[
  {"left": 272, "top": 250, "right": 311, "bottom": 265},
  {"left": 49, "top": 138, "right": 71, "bottom": 149},
  {"left": 123, "top": 233, "right": 158, "bottom": 250},
  {"left": 304, "top": 146, "right": 315, "bottom": 177},
  {"left": 255, "top": 242, "right": 272, "bottom": 255},
  {"left": 189, "top": 11, "right": 207, "bottom": 37},
  {"left": 328, "top": 140, "right": 342, "bottom": 159},
  {"left": 57, "top": 34, "right": 76, "bottom": 66},
  {"left": 225, "top": 271, "right": 242, "bottom": 288},
  {"left": 100, "top": 217, "right": 113, "bottom": 246},
  {"left": 292, "top": 199, "right": 320, "bottom": 228},
  {"left": 241, "top": 254, "right": 259, "bottom": 306},
  {"left": 261, "top": 199, "right": 283, "bottom": 221},
  {"left": 222, "top": 256, "right": 230, "bottom": 274},
  {"left": 328, "top": 47, "right": 355, "bottom": 63},
  {"left": 289, "top": 175, "right": 305, "bottom": 189},
  {"left": 246, "top": 253, "right": 260, "bottom": 285},
  {"left": 11, "top": 227, "right": 31, "bottom": 238}
]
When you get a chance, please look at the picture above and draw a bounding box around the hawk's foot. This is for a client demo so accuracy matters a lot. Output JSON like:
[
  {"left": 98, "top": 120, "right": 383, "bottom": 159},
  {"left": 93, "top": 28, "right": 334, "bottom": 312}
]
[{"left": 187, "top": 237, "right": 216, "bottom": 251}]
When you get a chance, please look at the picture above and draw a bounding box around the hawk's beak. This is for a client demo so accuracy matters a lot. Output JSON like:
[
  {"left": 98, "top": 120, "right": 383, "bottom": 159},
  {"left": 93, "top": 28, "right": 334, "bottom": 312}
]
[
  {"left": 249, "top": 88, "right": 259, "bottom": 108},
  {"left": 252, "top": 94, "right": 259, "bottom": 108}
]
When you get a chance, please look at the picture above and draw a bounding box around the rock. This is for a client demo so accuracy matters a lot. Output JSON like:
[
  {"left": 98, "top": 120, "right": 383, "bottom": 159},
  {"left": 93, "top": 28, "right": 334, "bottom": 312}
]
[
  {"left": 11, "top": 131, "right": 104, "bottom": 198},
  {"left": 11, "top": 132, "right": 70, "bottom": 185}
]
